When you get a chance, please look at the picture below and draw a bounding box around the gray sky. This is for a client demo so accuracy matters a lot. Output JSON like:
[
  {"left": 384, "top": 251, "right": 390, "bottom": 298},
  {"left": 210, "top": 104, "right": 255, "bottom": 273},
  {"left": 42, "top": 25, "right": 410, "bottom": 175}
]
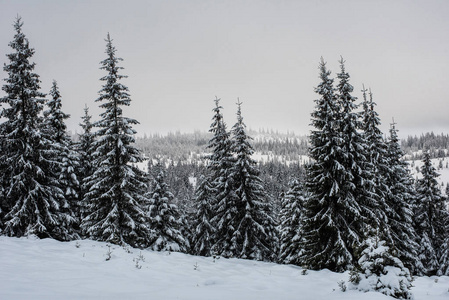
[{"left": 0, "top": 0, "right": 448, "bottom": 138}]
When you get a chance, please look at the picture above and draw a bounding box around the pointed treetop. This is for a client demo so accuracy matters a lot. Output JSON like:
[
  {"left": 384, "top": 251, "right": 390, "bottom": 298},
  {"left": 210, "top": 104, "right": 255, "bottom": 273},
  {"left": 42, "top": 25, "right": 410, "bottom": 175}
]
[
  {"left": 13, "top": 15, "right": 23, "bottom": 32},
  {"left": 391, "top": 118, "right": 397, "bottom": 129},
  {"left": 236, "top": 97, "right": 243, "bottom": 117},
  {"left": 369, "top": 88, "right": 376, "bottom": 111},
  {"left": 318, "top": 57, "right": 331, "bottom": 79},
  {"left": 214, "top": 96, "right": 221, "bottom": 107}
]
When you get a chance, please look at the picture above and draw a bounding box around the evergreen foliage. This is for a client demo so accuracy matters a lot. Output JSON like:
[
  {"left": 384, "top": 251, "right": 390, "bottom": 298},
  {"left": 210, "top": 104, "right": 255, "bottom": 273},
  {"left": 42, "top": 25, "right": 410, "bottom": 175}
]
[
  {"left": 81, "top": 34, "right": 150, "bottom": 248},
  {"left": 76, "top": 105, "right": 95, "bottom": 221},
  {"left": 0, "top": 18, "right": 73, "bottom": 240},
  {"left": 147, "top": 162, "right": 187, "bottom": 252},
  {"left": 439, "top": 216, "right": 449, "bottom": 275},
  {"left": 278, "top": 179, "right": 306, "bottom": 265},
  {"left": 192, "top": 175, "right": 216, "bottom": 256},
  {"left": 414, "top": 150, "right": 448, "bottom": 275},
  {"left": 335, "top": 58, "right": 378, "bottom": 235},
  {"left": 44, "top": 81, "right": 81, "bottom": 233},
  {"left": 225, "top": 100, "right": 277, "bottom": 261},
  {"left": 385, "top": 122, "right": 420, "bottom": 274},
  {"left": 301, "top": 58, "right": 368, "bottom": 271},
  {"left": 360, "top": 87, "right": 389, "bottom": 234},
  {"left": 208, "top": 98, "right": 238, "bottom": 257},
  {"left": 349, "top": 235, "right": 413, "bottom": 299}
]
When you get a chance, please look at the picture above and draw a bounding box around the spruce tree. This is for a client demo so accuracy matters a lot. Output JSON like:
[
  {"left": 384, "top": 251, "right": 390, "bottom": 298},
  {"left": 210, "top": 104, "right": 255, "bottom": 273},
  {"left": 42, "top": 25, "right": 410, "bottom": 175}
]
[
  {"left": 301, "top": 58, "right": 366, "bottom": 271},
  {"left": 0, "top": 17, "right": 73, "bottom": 240},
  {"left": 414, "top": 150, "right": 448, "bottom": 275},
  {"left": 360, "top": 87, "right": 389, "bottom": 235},
  {"left": 223, "top": 100, "right": 277, "bottom": 261},
  {"left": 43, "top": 81, "right": 80, "bottom": 233},
  {"left": 76, "top": 105, "right": 95, "bottom": 221},
  {"left": 81, "top": 34, "right": 150, "bottom": 248},
  {"left": 191, "top": 175, "right": 216, "bottom": 256},
  {"left": 336, "top": 58, "right": 378, "bottom": 234},
  {"left": 278, "top": 179, "right": 307, "bottom": 265},
  {"left": 439, "top": 216, "right": 449, "bottom": 275},
  {"left": 147, "top": 162, "right": 187, "bottom": 252},
  {"left": 208, "top": 98, "right": 238, "bottom": 257},
  {"left": 385, "top": 122, "right": 419, "bottom": 274}
]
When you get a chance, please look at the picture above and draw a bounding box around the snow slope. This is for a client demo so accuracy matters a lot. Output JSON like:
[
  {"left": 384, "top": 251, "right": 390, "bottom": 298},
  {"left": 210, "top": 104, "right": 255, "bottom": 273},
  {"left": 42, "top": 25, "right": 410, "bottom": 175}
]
[
  {"left": 408, "top": 157, "right": 449, "bottom": 188},
  {"left": 0, "top": 237, "right": 448, "bottom": 300}
]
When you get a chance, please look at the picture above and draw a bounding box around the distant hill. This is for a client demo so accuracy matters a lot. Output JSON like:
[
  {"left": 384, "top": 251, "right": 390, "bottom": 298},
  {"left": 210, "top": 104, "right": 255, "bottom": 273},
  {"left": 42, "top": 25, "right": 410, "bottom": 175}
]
[
  {"left": 135, "top": 129, "right": 309, "bottom": 163},
  {"left": 402, "top": 132, "right": 449, "bottom": 160}
]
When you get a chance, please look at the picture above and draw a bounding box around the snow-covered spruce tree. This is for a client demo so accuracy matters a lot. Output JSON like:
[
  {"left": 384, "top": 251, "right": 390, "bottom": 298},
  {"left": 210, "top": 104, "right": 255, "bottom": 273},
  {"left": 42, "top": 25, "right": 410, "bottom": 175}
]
[
  {"left": 301, "top": 58, "right": 373, "bottom": 271},
  {"left": 335, "top": 58, "right": 378, "bottom": 233},
  {"left": 81, "top": 34, "right": 150, "bottom": 248},
  {"left": 208, "top": 98, "right": 239, "bottom": 258},
  {"left": 222, "top": 100, "right": 277, "bottom": 261},
  {"left": 439, "top": 216, "right": 449, "bottom": 275},
  {"left": 278, "top": 179, "right": 307, "bottom": 265},
  {"left": 0, "top": 17, "right": 73, "bottom": 240},
  {"left": 360, "top": 87, "right": 390, "bottom": 236},
  {"left": 147, "top": 162, "right": 187, "bottom": 252},
  {"left": 43, "top": 81, "right": 81, "bottom": 233},
  {"left": 385, "top": 121, "right": 419, "bottom": 274},
  {"left": 349, "top": 233, "right": 413, "bottom": 299},
  {"left": 191, "top": 175, "right": 216, "bottom": 256},
  {"left": 414, "top": 150, "right": 448, "bottom": 275},
  {"left": 76, "top": 105, "right": 95, "bottom": 221}
]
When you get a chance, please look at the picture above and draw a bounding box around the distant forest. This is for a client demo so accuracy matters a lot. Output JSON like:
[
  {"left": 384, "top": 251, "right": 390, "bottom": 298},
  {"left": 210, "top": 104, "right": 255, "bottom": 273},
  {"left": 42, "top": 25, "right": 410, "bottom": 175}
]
[
  {"left": 135, "top": 129, "right": 449, "bottom": 162},
  {"left": 133, "top": 129, "right": 449, "bottom": 218},
  {"left": 136, "top": 129, "right": 309, "bottom": 217},
  {"left": 135, "top": 129, "right": 309, "bottom": 162}
]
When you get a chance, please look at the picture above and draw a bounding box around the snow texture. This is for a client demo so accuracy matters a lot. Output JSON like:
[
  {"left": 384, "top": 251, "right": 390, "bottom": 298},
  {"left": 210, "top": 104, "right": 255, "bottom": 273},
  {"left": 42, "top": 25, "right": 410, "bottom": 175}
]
[{"left": 1, "top": 236, "right": 448, "bottom": 300}]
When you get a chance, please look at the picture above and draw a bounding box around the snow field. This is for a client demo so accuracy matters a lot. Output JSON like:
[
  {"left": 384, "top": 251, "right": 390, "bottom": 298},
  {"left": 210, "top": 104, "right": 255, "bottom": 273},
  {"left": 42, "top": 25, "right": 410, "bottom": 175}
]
[{"left": 1, "top": 237, "right": 448, "bottom": 300}]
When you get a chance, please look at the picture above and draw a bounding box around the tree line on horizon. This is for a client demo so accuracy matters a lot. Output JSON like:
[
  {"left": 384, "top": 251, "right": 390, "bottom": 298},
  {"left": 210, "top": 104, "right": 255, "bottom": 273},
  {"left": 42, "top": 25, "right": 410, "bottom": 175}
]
[{"left": 1, "top": 17, "right": 449, "bottom": 299}]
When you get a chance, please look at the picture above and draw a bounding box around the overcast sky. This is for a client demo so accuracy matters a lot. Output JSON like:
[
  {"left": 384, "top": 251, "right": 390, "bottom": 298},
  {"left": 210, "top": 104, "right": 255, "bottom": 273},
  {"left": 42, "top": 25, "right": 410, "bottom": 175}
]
[{"left": 0, "top": 0, "right": 448, "bottom": 138}]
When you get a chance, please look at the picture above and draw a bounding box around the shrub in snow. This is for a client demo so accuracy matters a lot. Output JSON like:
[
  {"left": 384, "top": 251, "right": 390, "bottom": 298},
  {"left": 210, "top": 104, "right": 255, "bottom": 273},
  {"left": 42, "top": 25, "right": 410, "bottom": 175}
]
[{"left": 349, "top": 236, "right": 413, "bottom": 299}]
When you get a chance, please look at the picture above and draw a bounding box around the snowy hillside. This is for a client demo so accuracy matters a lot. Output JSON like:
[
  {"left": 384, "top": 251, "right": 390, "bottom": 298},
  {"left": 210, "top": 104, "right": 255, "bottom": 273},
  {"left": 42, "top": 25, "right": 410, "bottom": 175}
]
[
  {"left": 1, "top": 237, "right": 448, "bottom": 300},
  {"left": 408, "top": 157, "right": 449, "bottom": 191}
]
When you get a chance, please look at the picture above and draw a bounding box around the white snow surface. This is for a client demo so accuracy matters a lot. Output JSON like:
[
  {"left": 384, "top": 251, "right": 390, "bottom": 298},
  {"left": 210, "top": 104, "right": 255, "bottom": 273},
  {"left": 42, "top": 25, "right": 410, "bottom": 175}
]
[
  {"left": 407, "top": 157, "right": 449, "bottom": 188},
  {"left": 1, "top": 236, "right": 448, "bottom": 300}
]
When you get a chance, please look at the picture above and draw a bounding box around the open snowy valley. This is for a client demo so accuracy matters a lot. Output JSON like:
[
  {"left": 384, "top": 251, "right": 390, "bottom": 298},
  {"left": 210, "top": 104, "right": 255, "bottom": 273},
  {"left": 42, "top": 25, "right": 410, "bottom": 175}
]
[{"left": 1, "top": 236, "right": 448, "bottom": 300}]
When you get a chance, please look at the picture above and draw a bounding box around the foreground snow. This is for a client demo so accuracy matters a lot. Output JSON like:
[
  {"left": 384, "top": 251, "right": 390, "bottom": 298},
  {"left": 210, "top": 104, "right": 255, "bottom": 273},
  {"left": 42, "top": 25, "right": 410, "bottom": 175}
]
[{"left": 0, "top": 237, "right": 448, "bottom": 300}]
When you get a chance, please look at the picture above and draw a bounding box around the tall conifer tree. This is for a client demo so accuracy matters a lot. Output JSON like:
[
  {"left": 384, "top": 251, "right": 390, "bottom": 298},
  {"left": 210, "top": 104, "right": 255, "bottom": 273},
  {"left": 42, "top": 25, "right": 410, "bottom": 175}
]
[
  {"left": 43, "top": 81, "right": 80, "bottom": 233},
  {"left": 193, "top": 97, "right": 230, "bottom": 256},
  {"left": 0, "top": 17, "right": 72, "bottom": 239},
  {"left": 192, "top": 175, "right": 216, "bottom": 256},
  {"left": 224, "top": 100, "right": 277, "bottom": 261},
  {"left": 301, "top": 58, "right": 355, "bottom": 271},
  {"left": 208, "top": 98, "right": 238, "bottom": 257},
  {"left": 77, "top": 105, "right": 95, "bottom": 221},
  {"left": 385, "top": 122, "right": 419, "bottom": 274},
  {"left": 414, "top": 150, "right": 448, "bottom": 275},
  {"left": 302, "top": 58, "right": 376, "bottom": 271},
  {"left": 336, "top": 58, "right": 378, "bottom": 234},
  {"left": 81, "top": 34, "right": 150, "bottom": 248}
]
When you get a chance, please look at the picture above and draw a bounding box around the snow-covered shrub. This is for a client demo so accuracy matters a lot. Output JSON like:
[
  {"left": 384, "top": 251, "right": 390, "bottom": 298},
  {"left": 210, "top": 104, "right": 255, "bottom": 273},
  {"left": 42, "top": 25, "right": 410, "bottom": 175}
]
[{"left": 349, "top": 236, "right": 413, "bottom": 299}]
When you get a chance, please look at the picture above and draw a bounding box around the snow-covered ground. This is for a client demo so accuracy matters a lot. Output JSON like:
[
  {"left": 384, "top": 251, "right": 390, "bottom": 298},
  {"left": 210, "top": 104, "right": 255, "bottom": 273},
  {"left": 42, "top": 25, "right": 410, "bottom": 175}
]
[
  {"left": 0, "top": 236, "right": 448, "bottom": 300},
  {"left": 407, "top": 157, "right": 449, "bottom": 192}
]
